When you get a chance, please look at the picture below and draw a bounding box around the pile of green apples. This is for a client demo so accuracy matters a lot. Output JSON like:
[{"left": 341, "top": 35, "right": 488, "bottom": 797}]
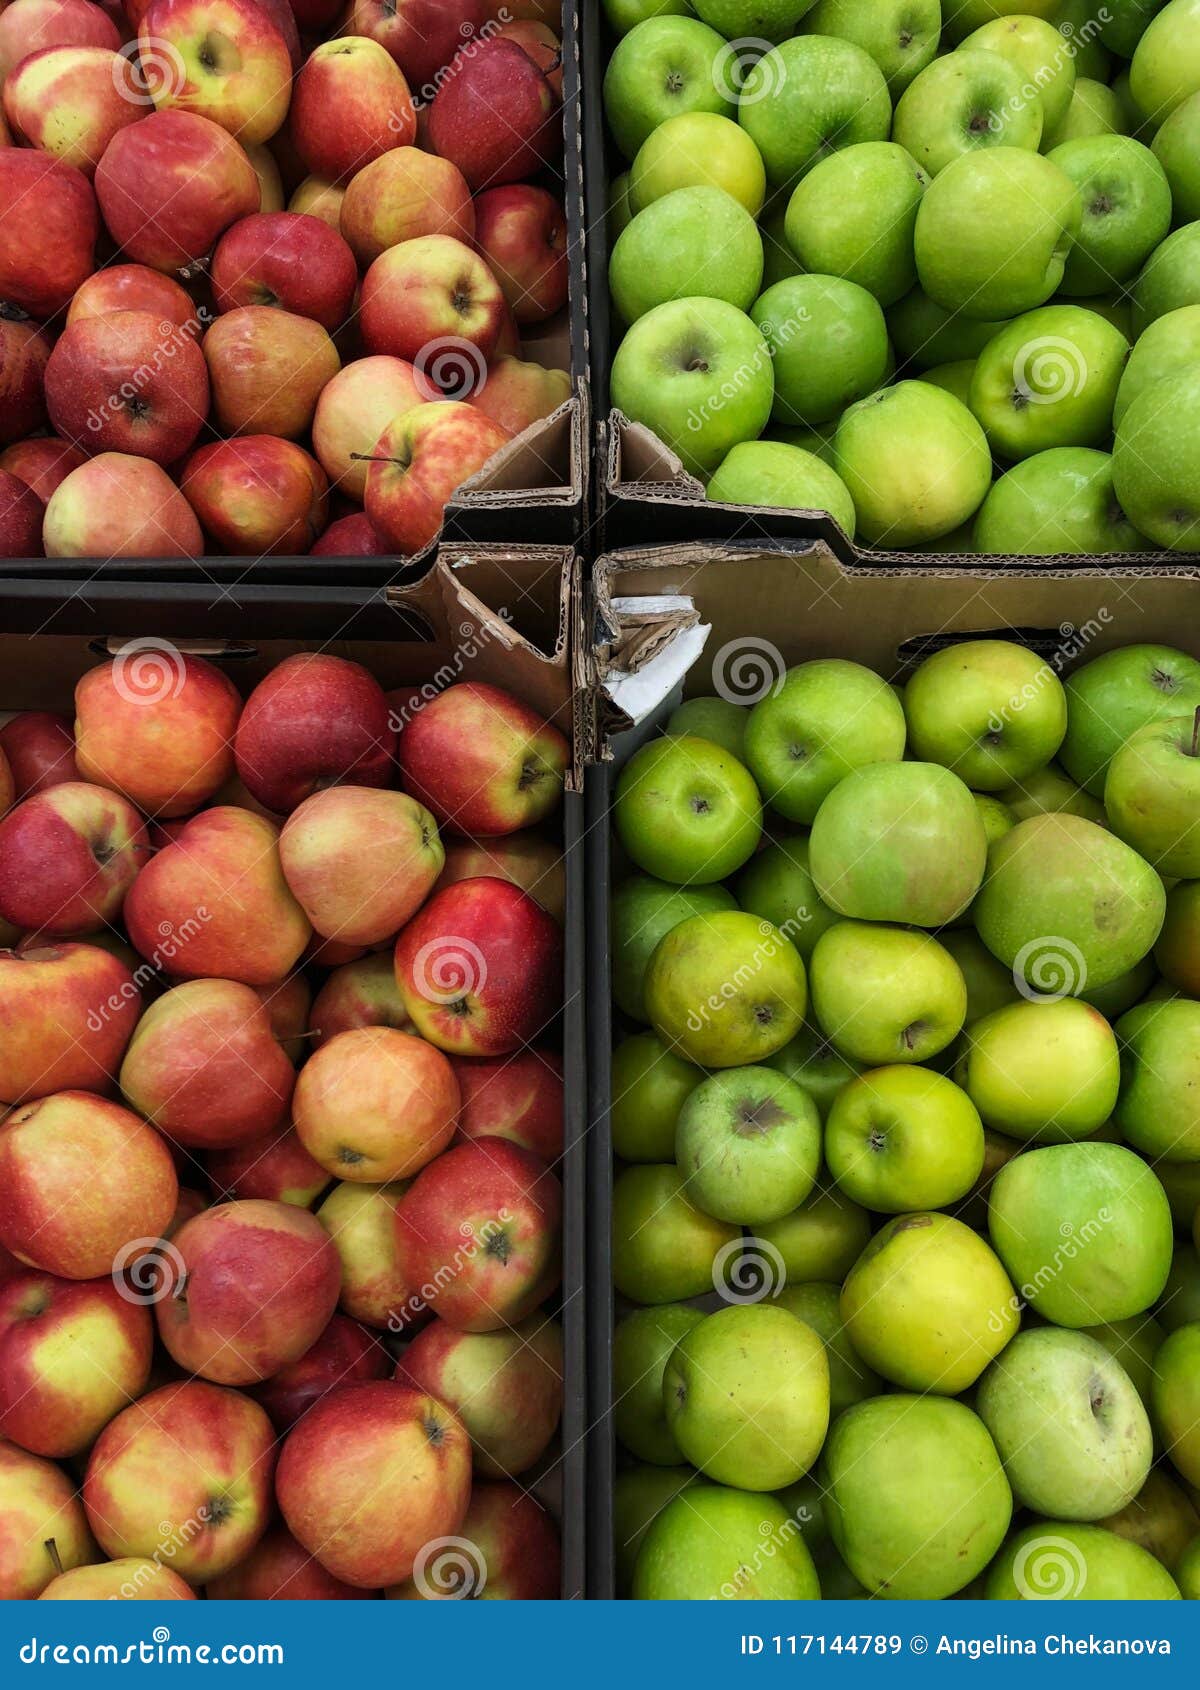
[
  {"left": 603, "top": 0, "right": 1200, "bottom": 553},
  {"left": 608, "top": 636, "right": 1200, "bottom": 1600}
]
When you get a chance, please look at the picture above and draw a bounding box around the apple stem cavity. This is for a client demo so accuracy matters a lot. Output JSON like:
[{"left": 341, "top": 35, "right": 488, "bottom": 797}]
[{"left": 45, "top": 1539, "right": 63, "bottom": 1577}]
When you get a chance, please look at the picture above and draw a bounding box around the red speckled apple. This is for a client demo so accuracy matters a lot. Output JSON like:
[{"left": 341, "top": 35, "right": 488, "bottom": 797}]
[
  {"left": 43, "top": 453, "right": 204, "bottom": 558},
  {"left": 0, "top": 1442, "right": 97, "bottom": 1599},
  {"left": 427, "top": 37, "right": 561, "bottom": 191},
  {"left": 211, "top": 211, "right": 357, "bottom": 331},
  {"left": 345, "top": 0, "right": 486, "bottom": 88},
  {"left": 0, "top": 943, "right": 141, "bottom": 1105},
  {"left": 308, "top": 952, "right": 411, "bottom": 1049},
  {"left": 387, "top": 1481, "right": 559, "bottom": 1598},
  {"left": 250, "top": 1312, "right": 389, "bottom": 1433},
  {"left": 0, "top": 783, "right": 147, "bottom": 938},
  {"left": 206, "top": 1126, "right": 329, "bottom": 1208},
  {"left": 3, "top": 45, "right": 146, "bottom": 176},
  {"left": 0, "top": 148, "right": 97, "bottom": 320},
  {"left": 364, "top": 401, "right": 510, "bottom": 557},
  {"left": 437, "top": 833, "right": 565, "bottom": 920},
  {"left": 0, "top": 713, "right": 77, "bottom": 800},
  {"left": 452, "top": 1046, "right": 563, "bottom": 1160},
  {"left": 289, "top": 37, "right": 416, "bottom": 180},
  {"left": 293, "top": 1025, "right": 458, "bottom": 1182},
  {"left": 66, "top": 263, "right": 198, "bottom": 329},
  {"left": 0, "top": 470, "right": 43, "bottom": 559},
  {"left": 474, "top": 184, "right": 568, "bottom": 323},
  {"left": 234, "top": 652, "right": 395, "bottom": 813},
  {"left": 359, "top": 233, "right": 506, "bottom": 370},
  {"left": 0, "top": 319, "right": 49, "bottom": 445}
]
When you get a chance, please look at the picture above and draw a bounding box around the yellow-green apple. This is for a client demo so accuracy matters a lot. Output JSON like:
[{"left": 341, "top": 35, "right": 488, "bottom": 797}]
[
  {"left": 75, "top": 648, "right": 239, "bottom": 817},
  {"left": 339, "top": 147, "right": 474, "bottom": 268},
  {"left": 83, "top": 1379, "right": 276, "bottom": 1581},
  {"left": 1106, "top": 711, "right": 1200, "bottom": 877},
  {"left": 0, "top": 712, "right": 77, "bottom": 799},
  {"left": 206, "top": 1525, "right": 368, "bottom": 1598},
  {"left": 452, "top": 1047, "right": 562, "bottom": 1161},
  {"left": 809, "top": 922, "right": 966, "bottom": 1066},
  {"left": 752, "top": 1186, "right": 872, "bottom": 1294},
  {"left": 643, "top": 910, "right": 806, "bottom": 1070},
  {"left": 1157, "top": 881, "right": 1200, "bottom": 995},
  {"left": 473, "top": 185, "right": 568, "bottom": 323},
  {"left": 825, "top": 1064, "right": 985, "bottom": 1213},
  {"left": 0, "top": 1442, "right": 97, "bottom": 1598},
  {"left": 234, "top": 652, "right": 396, "bottom": 813},
  {"left": 3, "top": 45, "right": 145, "bottom": 175},
  {"left": 138, "top": 0, "right": 291, "bottom": 142},
  {"left": 0, "top": 471, "right": 43, "bottom": 558},
  {"left": 394, "top": 877, "right": 562, "bottom": 1055},
  {"left": 956, "top": 996, "right": 1121, "bottom": 1141},
  {"left": 154, "top": 1199, "right": 340, "bottom": 1384},
  {"left": 0, "top": 0, "right": 120, "bottom": 78},
  {"left": 66, "top": 262, "right": 198, "bottom": 328},
  {"left": 611, "top": 1162, "right": 739, "bottom": 1303},
  {"left": 206, "top": 1126, "right": 329, "bottom": 1207},
  {"left": 316, "top": 1180, "right": 415, "bottom": 1328},
  {"left": 293, "top": 1025, "right": 458, "bottom": 1182},
  {"left": 124, "top": 807, "right": 312, "bottom": 985},
  {"left": 364, "top": 401, "right": 511, "bottom": 555},
  {"left": 0, "top": 319, "right": 49, "bottom": 446},
  {"left": 45, "top": 452, "right": 203, "bottom": 558},
  {"left": 276, "top": 1380, "right": 471, "bottom": 1587},
  {"left": 0, "top": 149, "right": 98, "bottom": 319},
  {"left": 0, "top": 943, "right": 140, "bottom": 1104},
  {"left": 95, "top": 109, "right": 258, "bottom": 272},
  {"left": 309, "top": 952, "right": 411, "bottom": 1049},
  {"left": 181, "top": 435, "right": 329, "bottom": 555},
  {"left": 470, "top": 355, "right": 570, "bottom": 437},
  {"left": 289, "top": 37, "right": 416, "bottom": 180},
  {"left": 41, "top": 1557, "right": 196, "bottom": 1598},
  {"left": 1153, "top": 1323, "right": 1200, "bottom": 1487},
  {"left": 1062, "top": 643, "right": 1200, "bottom": 797},
  {"left": 289, "top": 173, "right": 345, "bottom": 226},
  {"left": 250, "top": 1312, "right": 389, "bottom": 1432},
  {"left": 426, "top": 36, "right": 562, "bottom": 190},
  {"left": 436, "top": 834, "right": 565, "bottom": 922},
  {"left": 904, "top": 638, "right": 1069, "bottom": 789},
  {"left": 345, "top": 0, "right": 486, "bottom": 87},
  {"left": 120, "top": 979, "right": 295, "bottom": 1150},
  {"left": 395, "top": 1313, "right": 562, "bottom": 1475},
  {"left": 0, "top": 1090, "right": 178, "bottom": 1279},
  {"left": 211, "top": 211, "right": 357, "bottom": 331},
  {"left": 203, "top": 305, "right": 340, "bottom": 439},
  {"left": 386, "top": 1480, "right": 559, "bottom": 1598},
  {"left": 311, "top": 355, "right": 432, "bottom": 502},
  {"left": 395, "top": 1137, "right": 561, "bottom": 1329},
  {"left": 1130, "top": 0, "right": 1200, "bottom": 123},
  {"left": 0, "top": 1271, "right": 153, "bottom": 1457},
  {"left": 359, "top": 234, "right": 506, "bottom": 371},
  {"left": 0, "top": 782, "right": 147, "bottom": 937},
  {"left": 310, "top": 512, "right": 387, "bottom": 555},
  {"left": 279, "top": 786, "right": 443, "bottom": 946},
  {"left": 253, "top": 973, "right": 310, "bottom": 1062},
  {"left": 1113, "top": 998, "right": 1200, "bottom": 1162}
]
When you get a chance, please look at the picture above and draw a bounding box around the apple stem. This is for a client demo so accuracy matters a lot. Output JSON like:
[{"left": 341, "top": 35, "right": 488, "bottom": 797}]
[
  {"left": 45, "top": 1538, "right": 63, "bottom": 1577},
  {"left": 1192, "top": 707, "right": 1200, "bottom": 758}
]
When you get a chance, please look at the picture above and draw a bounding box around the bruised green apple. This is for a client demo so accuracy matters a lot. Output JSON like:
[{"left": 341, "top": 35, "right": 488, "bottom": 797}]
[
  {"left": 955, "top": 997, "right": 1121, "bottom": 1141},
  {"left": 675, "top": 1066, "right": 821, "bottom": 1224},
  {"left": 809, "top": 922, "right": 968, "bottom": 1065},
  {"left": 666, "top": 696, "right": 746, "bottom": 760},
  {"left": 611, "top": 874, "right": 738, "bottom": 1021},
  {"left": 613, "top": 1304, "right": 705, "bottom": 1463},
  {"left": 735, "top": 836, "right": 839, "bottom": 960},
  {"left": 612, "top": 1164, "right": 739, "bottom": 1304},
  {"left": 940, "top": 929, "right": 1022, "bottom": 1024},
  {"left": 767, "top": 1023, "right": 862, "bottom": 1118},
  {"left": 904, "top": 638, "right": 1068, "bottom": 790},
  {"left": 1080, "top": 1314, "right": 1166, "bottom": 1412},
  {"left": 824, "top": 1064, "right": 985, "bottom": 1213},
  {"left": 611, "top": 1032, "right": 702, "bottom": 1162},
  {"left": 1061, "top": 642, "right": 1200, "bottom": 796},
  {"left": 614, "top": 734, "right": 762, "bottom": 885},
  {"left": 1114, "top": 997, "right": 1200, "bottom": 1161},
  {"left": 1106, "top": 711, "right": 1200, "bottom": 876},
  {"left": 985, "top": 1521, "right": 1181, "bottom": 1599},
  {"left": 776, "top": 1282, "right": 882, "bottom": 1417},
  {"left": 633, "top": 1484, "right": 820, "bottom": 1599},
  {"left": 613, "top": 1465, "right": 698, "bottom": 1597},
  {"left": 751, "top": 1182, "right": 871, "bottom": 1283},
  {"left": 645, "top": 910, "right": 807, "bottom": 1067}
]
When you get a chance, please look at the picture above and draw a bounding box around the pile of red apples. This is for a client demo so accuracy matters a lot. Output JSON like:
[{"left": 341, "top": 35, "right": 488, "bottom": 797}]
[
  {"left": 0, "top": 652, "right": 570, "bottom": 1599},
  {"left": 0, "top": 0, "right": 569, "bottom": 561}
]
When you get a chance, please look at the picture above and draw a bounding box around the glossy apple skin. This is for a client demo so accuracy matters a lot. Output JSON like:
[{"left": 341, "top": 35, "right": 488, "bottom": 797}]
[
  {"left": 290, "top": 37, "right": 416, "bottom": 181},
  {"left": 66, "top": 262, "right": 199, "bottom": 329},
  {"left": 426, "top": 37, "right": 561, "bottom": 191},
  {"left": 308, "top": 952, "right": 411, "bottom": 1049},
  {"left": 137, "top": 0, "right": 292, "bottom": 144},
  {"left": 339, "top": 147, "right": 473, "bottom": 268},
  {"left": 0, "top": 470, "right": 43, "bottom": 558},
  {"left": 0, "top": 1271, "right": 154, "bottom": 1457},
  {"left": 386, "top": 1480, "right": 559, "bottom": 1598},
  {"left": 0, "top": 1441, "right": 97, "bottom": 1599},
  {"left": 0, "top": 943, "right": 141, "bottom": 1105},
  {"left": 3, "top": 45, "right": 146, "bottom": 176},
  {"left": 474, "top": 184, "right": 568, "bottom": 323},
  {"left": 452, "top": 1047, "right": 563, "bottom": 1161},
  {"left": 496, "top": 17, "right": 562, "bottom": 93},
  {"left": 206, "top": 1126, "right": 329, "bottom": 1207},
  {"left": 471, "top": 355, "right": 570, "bottom": 437},
  {"left": 437, "top": 833, "right": 565, "bottom": 921},
  {"left": 41, "top": 1557, "right": 197, "bottom": 1598},
  {"left": 207, "top": 1526, "right": 373, "bottom": 1598},
  {"left": 204, "top": 306, "right": 341, "bottom": 439},
  {"left": 359, "top": 234, "right": 506, "bottom": 368},
  {"left": 0, "top": 146, "right": 97, "bottom": 319},
  {"left": 212, "top": 211, "right": 357, "bottom": 331},
  {"left": 124, "top": 806, "right": 312, "bottom": 985},
  {"left": 310, "top": 512, "right": 388, "bottom": 555},
  {"left": 0, "top": 1090, "right": 179, "bottom": 1280},
  {"left": 0, "top": 318, "right": 50, "bottom": 445},
  {"left": 181, "top": 436, "right": 330, "bottom": 556},
  {"left": 74, "top": 648, "right": 241, "bottom": 817},
  {"left": 43, "top": 452, "right": 204, "bottom": 558},
  {"left": 0, "top": 782, "right": 147, "bottom": 937},
  {"left": 0, "top": 441, "right": 84, "bottom": 512},
  {"left": 45, "top": 309, "right": 209, "bottom": 464},
  {"left": 345, "top": 0, "right": 486, "bottom": 88},
  {"left": 234, "top": 652, "right": 395, "bottom": 814},
  {"left": 311, "top": 355, "right": 432, "bottom": 503},
  {"left": 250, "top": 1312, "right": 389, "bottom": 1433},
  {"left": 0, "top": 712, "right": 78, "bottom": 798},
  {"left": 83, "top": 1380, "right": 277, "bottom": 1583},
  {"left": 395, "top": 1136, "right": 561, "bottom": 1330},
  {"left": 293, "top": 1026, "right": 459, "bottom": 1182},
  {"left": 275, "top": 1380, "right": 471, "bottom": 1588},
  {"left": 0, "top": 0, "right": 120, "bottom": 79},
  {"left": 364, "top": 402, "right": 510, "bottom": 556}
]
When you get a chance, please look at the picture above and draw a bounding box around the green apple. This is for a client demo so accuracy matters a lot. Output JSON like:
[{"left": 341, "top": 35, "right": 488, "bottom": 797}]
[
  {"left": 1160, "top": 1244, "right": 1200, "bottom": 1330},
  {"left": 922, "top": 359, "right": 976, "bottom": 405},
  {"left": 810, "top": 922, "right": 968, "bottom": 1065},
  {"left": 1114, "top": 304, "right": 1200, "bottom": 428},
  {"left": 997, "top": 760, "right": 1108, "bottom": 822},
  {"left": 1100, "top": 1467, "right": 1200, "bottom": 1568},
  {"left": 1114, "top": 998, "right": 1200, "bottom": 1160},
  {"left": 603, "top": 0, "right": 694, "bottom": 34},
  {"left": 749, "top": 275, "right": 889, "bottom": 427},
  {"left": 667, "top": 696, "right": 747, "bottom": 760},
  {"left": 633, "top": 1483, "right": 821, "bottom": 1598},
  {"left": 767, "top": 1023, "right": 862, "bottom": 1117},
  {"left": 614, "top": 733, "right": 762, "bottom": 885},
  {"left": 893, "top": 51, "right": 1043, "bottom": 177},
  {"left": 611, "top": 874, "right": 738, "bottom": 1021},
  {"left": 809, "top": 761, "right": 988, "bottom": 926},
  {"left": 663, "top": 1303, "right": 829, "bottom": 1489},
  {"left": 743, "top": 658, "right": 905, "bottom": 825},
  {"left": 978, "top": 1327, "right": 1152, "bottom": 1520},
  {"left": 603, "top": 16, "right": 733, "bottom": 160},
  {"left": 737, "top": 35, "right": 892, "bottom": 190},
  {"left": 1112, "top": 64, "right": 1147, "bottom": 131},
  {"left": 613, "top": 1304, "right": 705, "bottom": 1463},
  {"left": 751, "top": 1180, "right": 870, "bottom": 1280},
  {"left": 645, "top": 909, "right": 808, "bottom": 1067},
  {"left": 689, "top": 0, "right": 817, "bottom": 39},
  {"left": 609, "top": 187, "right": 763, "bottom": 322},
  {"left": 1051, "top": 0, "right": 1113, "bottom": 79},
  {"left": 940, "top": 928, "right": 1022, "bottom": 1023},
  {"left": 840, "top": 1211, "right": 1018, "bottom": 1393},
  {"left": 1044, "top": 77, "right": 1128, "bottom": 147},
  {"left": 962, "top": 14, "right": 1077, "bottom": 130},
  {"left": 989, "top": 1140, "right": 1174, "bottom": 1324},
  {"left": 707, "top": 442, "right": 858, "bottom": 536},
  {"left": 1160, "top": 1162, "right": 1200, "bottom": 1234},
  {"left": 1130, "top": 0, "right": 1200, "bottom": 123},
  {"left": 956, "top": 997, "right": 1121, "bottom": 1141},
  {"left": 1157, "top": 879, "right": 1200, "bottom": 994},
  {"left": 800, "top": 0, "right": 940, "bottom": 94},
  {"left": 1131, "top": 221, "right": 1200, "bottom": 333},
  {"left": 974, "top": 813, "right": 1167, "bottom": 992},
  {"left": 1101, "top": 0, "right": 1172, "bottom": 58},
  {"left": 609, "top": 171, "right": 634, "bottom": 238},
  {"left": 613, "top": 1465, "right": 698, "bottom": 1597},
  {"left": 969, "top": 305, "right": 1129, "bottom": 460},
  {"left": 758, "top": 203, "right": 803, "bottom": 290},
  {"left": 1107, "top": 712, "right": 1200, "bottom": 875},
  {"left": 629, "top": 112, "right": 766, "bottom": 215},
  {"left": 1062, "top": 642, "right": 1200, "bottom": 795},
  {"left": 904, "top": 637, "right": 1068, "bottom": 790},
  {"left": 887, "top": 286, "right": 1010, "bottom": 369},
  {"left": 612, "top": 1163, "right": 740, "bottom": 1303},
  {"left": 1153, "top": 1322, "right": 1200, "bottom": 1486},
  {"left": 945, "top": 0, "right": 1062, "bottom": 41},
  {"left": 916, "top": 147, "right": 1081, "bottom": 319},
  {"left": 1152, "top": 89, "right": 1200, "bottom": 219},
  {"left": 675, "top": 1065, "right": 821, "bottom": 1223},
  {"left": 825, "top": 1063, "right": 985, "bottom": 1212},
  {"left": 1049, "top": 135, "right": 1172, "bottom": 296},
  {"left": 986, "top": 1520, "right": 1182, "bottom": 1598},
  {"left": 735, "top": 836, "right": 839, "bottom": 961},
  {"left": 611, "top": 1032, "right": 703, "bottom": 1161},
  {"left": 833, "top": 380, "right": 993, "bottom": 545},
  {"left": 974, "top": 447, "right": 1149, "bottom": 554},
  {"left": 824, "top": 1394, "right": 1013, "bottom": 1597},
  {"left": 1080, "top": 1313, "right": 1166, "bottom": 1408},
  {"left": 775, "top": 1283, "right": 881, "bottom": 1414},
  {"left": 1115, "top": 371, "right": 1200, "bottom": 550},
  {"left": 610, "top": 296, "right": 773, "bottom": 478},
  {"left": 783, "top": 142, "right": 928, "bottom": 306}
]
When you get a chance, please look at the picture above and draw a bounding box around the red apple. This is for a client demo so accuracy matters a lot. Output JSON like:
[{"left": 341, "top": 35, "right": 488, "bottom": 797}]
[
  {"left": 364, "top": 401, "right": 510, "bottom": 556},
  {"left": 0, "top": 942, "right": 141, "bottom": 1105},
  {"left": 211, "top": 211, "right": 357, "bottom": 331},
  {"left": 437, "top": 833, "right": 565, "bottom": 921},
  {"left": 0, "top": 148, "right": 97, "bottom": 319},
  {"left": 182, "top": 435, "right": 329, "bottom": 554},
  {"left": 43, "top": 451, "right": 203, "bottom": 557},
  {"left": 276, "top": 1380, "right": 471, "bottom": 1588},
  {"left": 250, "top": 1312, "right": 388, "bottom": 1432},
  {"left": 0, "top": 440, "right": 84, "bottom": 507},
  {"left": 395, "top": 1313, "right": 561, "bottom": 1475},
  {"left": 95, "top": 109, "right": 259, "bottom": 272},
  {"left": 83, "top": 1380, "right": 276, "bottom": 1581},
  {"left": 203, "top": 304, "right": 340, "bottom": 439},
  {"left": 0, "top": 469, "right": 42, "bottom": 558},
  {"left": 0, "top": 712, "right": 77, "bottom": 799},
  {"left": 310, "top": 511, "right": 387, "bottom": 555},
  {"left": 470, "top": 354, "right": 570, "bottom": 437},
  {"left": 4, "top": 45, "right": 146, "bottom": 175},
  {"left": 207, "top": 1526, "right": 371, "bottom": 1598},
  {"left": 253, "top": 972, "right": 311, "bottom": 1061},
  {"left": 46, "top": 309, "right": 208, "bottom": 466},
  {"left": 474, "top": 185, "right": 567, "bottom": 323},
  {"left": 289, "top": 172, "right": 344, "bottom": 227},
  {"left": 340, "top": 147, "right": 473, "bottom": 269},
  {"left": 308, "top": 952, "right": 411, "bottom": 1049},
  {"left": 452, "top": 1047, "right": 562, "bottom": 1161},
  {"left": 0, "top": 1271, "right": 153, "bottom": 1457},
  {"left": 359, "top": 233, "right": 505, "bottom": 374},
  {"left": 293, "top": 1025, "right": 458, "bottom": 1182},
  {"left": 138, "top": 0, "right": 292, "bottom": 143},
  {"left": 0, "top": 1442, "right": 97, "bottom": 1599},
  {"left": 427, "top": 37, "right": 560, "bottom": 191},
  {"left": 0, "top": 1090, "right": 178, "bottom": 1280},
  {"left": 495, "top": 17, "right": 562, "bottom": 94},
  {"left": 311, "top": 354, "right": 431, "bottom": 502},
  {"left": 41, "top": 1557, "right": 196, "bottom": 1598},
  {"left": 345, "top": 0, "right": 485, "bottom": 90},
  {"left": 67, "top": 261, "right": 199, "bottom": 328},
  {"left": 124, "top": 806, "right": 312, "bottom": 984},
  {"left": 0, "top": 317, "right": 49, "bottom": 445},
  {"left": 253, "top": 0, "right": 301, "bottom": 69},
  {"left": 206, "top": 1126, "right": 329, "bottom": 1207},
  {"left": 290, "top": 36, "right": 416, "bottom": 180},
  {"left": 0, "top": 0, "right": 120, "bottom": 80},
  {"left": 234, "top": 652, "right": 395, "bottom": 813},
  {"left": 0, "top": 781, "right": 147, "bottom": 937},
  {"left": 386, "top": 1480, "right": 559, "bottom": 1598}
]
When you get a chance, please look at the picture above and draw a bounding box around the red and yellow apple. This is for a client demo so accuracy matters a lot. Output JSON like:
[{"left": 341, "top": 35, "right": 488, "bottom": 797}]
[
  {"left": 359, "top": 233, "right": 506, "bottom": 369},
  {"left": 364, "top": 401, "right": 510, "bottom": 556},
  {"left": 308, "top": 952, "right": 411, "bottom": 1048},
  {"left": 339, "top": 145, "right": 473, "bottom": 266},
  {"left": 137, "top": 0, "right": 292, "bottom": 143},
  {"left": 452, "top": 1046, "right": 562, "bottom": 1161},
  {"left": 206, "top": 1526, "right": 369, "bottom": 1598},
  {"left": 279, "top": 785, "right": 443, "bottom": 945},
  {"left": 289, "top": 36, "right": 415, "bottom": 179},
  {"left": 0, "top": 942, "right": 141, "bottom": 1105},
  {"left": 181, "top": 436, "right": 330, "bottom": 556},
  {"left": 203, "top": 305, "right": 341, "bottom": 439},
  {"left": 46, "top": 308, "right": 209, "bottom": 463},
  {"left": 3, "top": 45, "right": 146, "bottom": 175},
  {"left": 250, "top": 1312, "right": 389, "bottom": 1432},
  {"left": 473, "top": 184, "right": 567, "bottom": 323},
  {"left": 0, "top": 782, "right": 147, "bottom": 937},
  {"left": 0, "top": 712, "right": 77, "bottom": 800},
  {"left": 0, "top": 1441, "right": 97, "bottom": 1599},
  {"left": 471, "top": 355, "right": 570, "bottom": 437},
  {"left": 293, "top": 1025, "right": 458, "bottom": 1182},
  {"left": 206, "top": 1126, "right": 329, "bottom": 1207},
  {"left": 43, "top": 452, "right": 204, "bottom": 558},
  {"left": 234, "top": 652, "right": 395, "bottom": 813},
  {"left": 211, "top": 210, "right": 357, "bottom": 331},
  {"left": 311, "top": 354, "right": 431, "bottom": 501},
  {"left": 0, "top": 147, "right": 98, "bottom": 319}
]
